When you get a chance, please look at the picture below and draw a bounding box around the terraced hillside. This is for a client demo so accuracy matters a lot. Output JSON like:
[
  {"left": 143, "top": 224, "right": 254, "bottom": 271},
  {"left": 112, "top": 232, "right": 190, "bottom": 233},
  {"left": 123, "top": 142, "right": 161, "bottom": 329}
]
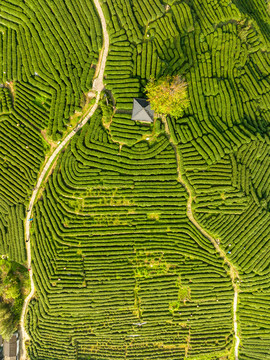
[
  {"left": 0, "top": 0, "right": 269, "bottom": 359},
  {"left": 27, "top": 112, "right": 234, "bottom": 359},
  {"left": 99, "top": 0, "right": 270, "bottom": 358},
  {"left": 0, "top": 0, "right": 102, "bottom": 263}
]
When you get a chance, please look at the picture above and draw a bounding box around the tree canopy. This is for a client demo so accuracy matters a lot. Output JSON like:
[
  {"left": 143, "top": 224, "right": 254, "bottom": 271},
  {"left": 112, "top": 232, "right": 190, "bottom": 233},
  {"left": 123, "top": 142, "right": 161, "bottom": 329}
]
[
  {"left": 145, "top": 75, "right": 189, "bottom": 118},
  {"left": 0, "top": 260, "right": 30, "bottom": 340}
]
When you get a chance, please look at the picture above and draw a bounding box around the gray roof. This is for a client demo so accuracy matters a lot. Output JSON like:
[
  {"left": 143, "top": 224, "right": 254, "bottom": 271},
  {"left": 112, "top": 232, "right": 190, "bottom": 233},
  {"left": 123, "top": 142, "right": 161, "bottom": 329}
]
[
  {"left": 131, "top": 98, "right": 154, "bottom": 122},
  {"left": 3, "top": 334, "right": 17, "bottom": 360}
]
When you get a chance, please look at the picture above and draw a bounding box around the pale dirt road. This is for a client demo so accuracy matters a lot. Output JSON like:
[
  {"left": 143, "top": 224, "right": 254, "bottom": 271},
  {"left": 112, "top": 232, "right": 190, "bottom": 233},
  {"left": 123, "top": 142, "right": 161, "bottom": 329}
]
[
  {"left": 187, "top": 195, "right": 240, "bottom": 359},
  {"left": 234, "top": 290, "right": 240, "bottom": 360},
  {"left": 20, "top": 1, "right": 109, "bottom": 359},
  {"left": 165, "top": 121, "right": 241, "bottom": 360}
]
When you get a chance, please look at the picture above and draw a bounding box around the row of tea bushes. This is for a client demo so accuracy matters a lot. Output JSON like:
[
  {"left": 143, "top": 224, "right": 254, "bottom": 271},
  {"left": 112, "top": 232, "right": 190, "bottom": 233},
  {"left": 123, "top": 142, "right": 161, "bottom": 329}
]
[{"left": 0, "top": 0, "right": 102, "bottom": 137}]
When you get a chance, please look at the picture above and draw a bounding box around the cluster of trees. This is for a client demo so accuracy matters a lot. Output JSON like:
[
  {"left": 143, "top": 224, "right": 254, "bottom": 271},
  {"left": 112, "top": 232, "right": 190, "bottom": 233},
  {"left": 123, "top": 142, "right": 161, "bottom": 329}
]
[
  {"left": 0, "top": 260, "right": 29, "bottom": 340},
  {"left": 145, "top": 75, "right": 189, "bottom": 118}
]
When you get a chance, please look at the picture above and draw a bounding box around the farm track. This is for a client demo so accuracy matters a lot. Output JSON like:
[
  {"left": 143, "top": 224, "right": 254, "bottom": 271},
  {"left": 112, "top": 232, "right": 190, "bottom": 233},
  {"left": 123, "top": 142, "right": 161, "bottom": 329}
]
[
  {"left": 166, "top": 123, "right": 241, "bottom": 360},
  {"left": 19, "top": 1, "right": 109, "bottom": 359}
]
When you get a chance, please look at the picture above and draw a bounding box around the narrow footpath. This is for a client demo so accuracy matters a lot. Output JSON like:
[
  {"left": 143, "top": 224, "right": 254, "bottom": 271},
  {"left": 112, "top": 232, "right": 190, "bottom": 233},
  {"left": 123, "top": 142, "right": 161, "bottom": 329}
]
[
  {"left": 165, "top": 123, "right": 241, "bottom": 360},
  {"left": 20, "top": 1, "right": 109, "bottom": 359}
]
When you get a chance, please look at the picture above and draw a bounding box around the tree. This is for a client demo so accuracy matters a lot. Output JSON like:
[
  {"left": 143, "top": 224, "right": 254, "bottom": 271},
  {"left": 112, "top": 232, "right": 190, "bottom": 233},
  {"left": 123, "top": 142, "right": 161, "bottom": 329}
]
[
  {"left": 4, "top": 280, "right": 20, "bottom": 301},
  {"left": 145, "top": 75, "right": 189, "bottom": 118},
  {"left": 0, "top": 301, "right": 16, "bottom": 340},
  {"left": 0, "top": 260, "right": 30, "bottom": 340}
]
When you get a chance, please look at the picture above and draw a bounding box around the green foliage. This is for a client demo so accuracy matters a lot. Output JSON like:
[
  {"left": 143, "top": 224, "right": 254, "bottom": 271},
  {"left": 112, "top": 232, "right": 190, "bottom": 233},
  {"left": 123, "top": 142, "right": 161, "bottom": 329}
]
[
  {"left": 0, "top": 259, "right": 30, "bottom": 340},
  {"left": 145, "top": 75, "right": 190, "bottom": 118},
  {"left": 0, "top": 302, "right": 16, "bottom": 340}
]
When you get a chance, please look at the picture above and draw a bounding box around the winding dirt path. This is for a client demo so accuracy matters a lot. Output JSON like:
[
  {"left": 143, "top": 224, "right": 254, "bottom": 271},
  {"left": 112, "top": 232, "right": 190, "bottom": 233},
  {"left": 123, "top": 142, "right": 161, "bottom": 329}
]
[
  {"left": 165, "top": 122, "right": 241, "bottom": 360},
  {"left": 20, "top": 1, "right": 109, "bottom": 359}
]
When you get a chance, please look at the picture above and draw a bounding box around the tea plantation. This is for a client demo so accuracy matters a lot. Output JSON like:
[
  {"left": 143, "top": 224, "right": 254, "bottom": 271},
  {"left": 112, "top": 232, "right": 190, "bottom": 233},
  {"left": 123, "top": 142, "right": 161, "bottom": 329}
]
[
  {"left": 0, "top": 0, "right": 269, "bottom": 359},
  {"left": 0, "top": 0, "right": 101, "bottom": 263}
]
